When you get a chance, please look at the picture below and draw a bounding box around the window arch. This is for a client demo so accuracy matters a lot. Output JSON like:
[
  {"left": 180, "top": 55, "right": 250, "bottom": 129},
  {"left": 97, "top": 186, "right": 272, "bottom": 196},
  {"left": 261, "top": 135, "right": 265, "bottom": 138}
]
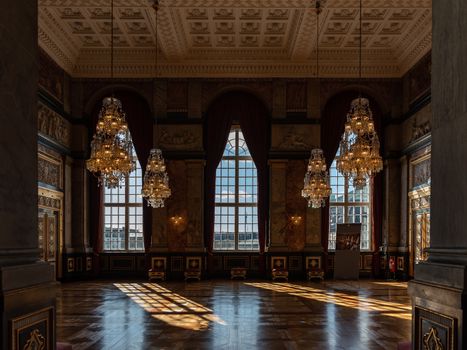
[
  {"left": 213, "top": 127, "right": 259, "bottom": 251},
  {"left": 328, "top": 149, "right": 372, "bottom": 250},
  {"left": 103, "top": 145, "right": 144, "bottom": 251}
]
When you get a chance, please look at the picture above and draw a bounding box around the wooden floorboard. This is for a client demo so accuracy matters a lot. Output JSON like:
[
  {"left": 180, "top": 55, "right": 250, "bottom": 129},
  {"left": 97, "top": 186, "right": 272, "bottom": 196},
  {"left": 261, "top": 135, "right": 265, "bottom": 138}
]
[{"left": 56, "top": 279, "right": 411, "bottom": 350}]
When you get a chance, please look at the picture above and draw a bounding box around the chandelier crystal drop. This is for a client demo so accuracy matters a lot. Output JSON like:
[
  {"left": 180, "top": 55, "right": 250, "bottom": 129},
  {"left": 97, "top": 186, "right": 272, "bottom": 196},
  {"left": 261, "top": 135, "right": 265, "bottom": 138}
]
[
  {"left": 86, "top": 97, "right": 135, "bottom": 188},
  {"left": 336, "top": 98, "right": 383, "bottom": 190},
  {"left": 141, "top": 148, "right": 171, "bottom": 208},
  {"left": 302, "top": 149, "right": 331, "bottom": 208}
]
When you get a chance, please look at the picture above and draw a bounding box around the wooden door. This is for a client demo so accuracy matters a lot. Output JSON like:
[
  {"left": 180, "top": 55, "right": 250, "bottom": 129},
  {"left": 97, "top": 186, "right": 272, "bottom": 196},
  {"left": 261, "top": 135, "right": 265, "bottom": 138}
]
[{"left": 38, "top": 208, "right": 58, "bottom": 278}]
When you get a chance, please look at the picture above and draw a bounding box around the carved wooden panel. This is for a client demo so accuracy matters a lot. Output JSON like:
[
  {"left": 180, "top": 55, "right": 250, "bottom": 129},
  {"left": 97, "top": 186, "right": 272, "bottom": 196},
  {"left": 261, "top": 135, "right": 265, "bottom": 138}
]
[{"left": 38, "top": 153, "right": 62, "bottom": 190}]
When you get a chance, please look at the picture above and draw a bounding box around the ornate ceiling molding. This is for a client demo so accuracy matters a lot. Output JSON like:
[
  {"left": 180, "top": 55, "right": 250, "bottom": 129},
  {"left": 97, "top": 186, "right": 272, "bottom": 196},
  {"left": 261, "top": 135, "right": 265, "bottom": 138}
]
[{"left": 38, "top": 0, "right": 432, "bottom": 78}]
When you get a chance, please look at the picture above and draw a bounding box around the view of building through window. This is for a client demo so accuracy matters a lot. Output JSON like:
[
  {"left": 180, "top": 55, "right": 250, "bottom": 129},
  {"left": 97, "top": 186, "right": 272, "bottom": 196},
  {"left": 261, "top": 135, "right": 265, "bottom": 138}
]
[
  {"left": 214, "top": 127, "right": 259, "bottom": 251},
  {"left": 103, "top": 146, "right": 144, "bottom": 251},
  {"left": 328, "top": 150, "right": 371, "bottom": 250}
]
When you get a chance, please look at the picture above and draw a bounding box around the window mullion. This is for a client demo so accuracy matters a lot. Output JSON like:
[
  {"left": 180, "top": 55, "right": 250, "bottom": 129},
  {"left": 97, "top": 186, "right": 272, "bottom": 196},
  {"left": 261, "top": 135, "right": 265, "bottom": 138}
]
[
  {"left": 125, "top": 175, "right": 129, "bottom": 251},
  {"left": 235, "top": 129, "right": 239, "bottom": 251}
]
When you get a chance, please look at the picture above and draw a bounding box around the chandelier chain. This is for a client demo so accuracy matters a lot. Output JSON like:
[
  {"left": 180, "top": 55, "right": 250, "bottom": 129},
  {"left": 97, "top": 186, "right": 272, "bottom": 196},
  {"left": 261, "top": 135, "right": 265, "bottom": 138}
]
[{"left": 110, "top": 0, "right": 114, "bottom": 81}]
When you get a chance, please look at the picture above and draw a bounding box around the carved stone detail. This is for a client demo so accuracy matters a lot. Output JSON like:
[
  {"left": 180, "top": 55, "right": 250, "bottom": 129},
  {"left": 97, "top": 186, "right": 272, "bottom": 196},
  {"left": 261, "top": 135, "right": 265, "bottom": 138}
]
[
  {"left": 271, "top": 125, "right": 319, "bottom": 151},
  {"left": 38, "top": 102, "right": 71, "bottom": 148},
  {"left": 158, "top": 125, "right": 202, "bottom": 151},
  {"left": 410, "top": 117, "right": 431, "bottom": 143}
]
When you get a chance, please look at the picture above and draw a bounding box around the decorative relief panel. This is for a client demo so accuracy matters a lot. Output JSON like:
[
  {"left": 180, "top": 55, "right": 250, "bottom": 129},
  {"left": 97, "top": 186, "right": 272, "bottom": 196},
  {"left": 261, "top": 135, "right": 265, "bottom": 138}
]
[
  {"left": 38, "top": 102, "right": 72, "bottom": 149},
  {"left": 412, "top": 158, "right": 431, "bottom": 188},
  {"left": 271, "top": 125, "right": 319, "bottom": 151},
  {"left": 38, "top": 152, "right": 63, "bottom": 190},
  {"left": 158, "top": 125, "right": 202, "bottom": 151}
]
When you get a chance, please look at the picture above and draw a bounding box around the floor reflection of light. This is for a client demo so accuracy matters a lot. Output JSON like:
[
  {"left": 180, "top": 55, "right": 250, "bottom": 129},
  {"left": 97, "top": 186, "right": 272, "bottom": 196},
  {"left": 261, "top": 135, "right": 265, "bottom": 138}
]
[
  {"left": 114, "top": 283, "right": 227, "bottom": 331},
  {"left": 244, "top": 282, "right": 411, "bottom": 320},
  {"left": 371, "top": 281, "right": 408, "bottom": 289}
]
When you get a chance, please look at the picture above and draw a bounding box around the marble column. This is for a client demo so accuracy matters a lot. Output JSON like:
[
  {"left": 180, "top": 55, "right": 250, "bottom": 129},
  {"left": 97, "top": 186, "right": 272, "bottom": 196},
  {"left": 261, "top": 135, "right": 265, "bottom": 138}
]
[
  {"left": 0, "top": 0, "right": 56, "bottom": 348},
  {"left": 408, "top": 0, "right": 467, "bottom": 348}
]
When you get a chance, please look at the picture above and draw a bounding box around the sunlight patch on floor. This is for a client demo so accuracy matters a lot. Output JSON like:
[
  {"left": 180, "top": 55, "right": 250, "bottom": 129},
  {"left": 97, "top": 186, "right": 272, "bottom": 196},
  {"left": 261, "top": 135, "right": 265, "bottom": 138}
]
[
  {"left": 114, "top": 283, "right": 227, "bottom": 331},
  {"left": 244, "top": 282, "right": 411, "bottom": 320}
]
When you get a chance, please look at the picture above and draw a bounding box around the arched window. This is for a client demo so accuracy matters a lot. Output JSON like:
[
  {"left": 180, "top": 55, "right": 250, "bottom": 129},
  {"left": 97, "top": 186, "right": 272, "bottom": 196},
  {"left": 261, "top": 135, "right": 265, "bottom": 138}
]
[
  {"left": 103, "top": 145, "right": 144, "bottom": 251},
  {"left": 328, "top": 149, "right": 372, "bottom": 250},
  {"left": 213, "top": 127, "right": 259, "bottom": 251}
]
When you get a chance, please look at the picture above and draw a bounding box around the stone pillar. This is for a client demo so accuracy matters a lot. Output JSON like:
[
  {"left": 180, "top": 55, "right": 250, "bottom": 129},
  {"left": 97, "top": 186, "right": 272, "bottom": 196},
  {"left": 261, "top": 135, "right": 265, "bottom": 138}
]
[
  {"left": 383, "top": 159, "right": 402, "bottom": 253},
  {"left": 268, "top": 160, "right": 288, "bottom": 251},
  {"left": 0, "top": 0, "right": 56, "bottom": 348},
  {"left": 408, "top": 0, "right": 467, "bottom": 348}
]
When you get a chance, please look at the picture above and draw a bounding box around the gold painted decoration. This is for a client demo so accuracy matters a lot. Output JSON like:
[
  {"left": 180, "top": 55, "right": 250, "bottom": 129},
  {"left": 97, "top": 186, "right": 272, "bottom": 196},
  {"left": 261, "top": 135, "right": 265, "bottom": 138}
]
[
  {"left": 23, "top": 329, "right": 46, "bottom": 350},
  {"left": 423, "top": 327, "right": 444, "bottom": 350}
]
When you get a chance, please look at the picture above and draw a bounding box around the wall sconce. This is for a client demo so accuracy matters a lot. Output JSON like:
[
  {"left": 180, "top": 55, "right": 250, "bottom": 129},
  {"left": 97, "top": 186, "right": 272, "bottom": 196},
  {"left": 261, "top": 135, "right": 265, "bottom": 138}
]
[
  {"left": 170, "top": 216, "right": 183, "bottom": 225},
  {"left": 290, "top": 215, "right": 302, "bottom": 225}
]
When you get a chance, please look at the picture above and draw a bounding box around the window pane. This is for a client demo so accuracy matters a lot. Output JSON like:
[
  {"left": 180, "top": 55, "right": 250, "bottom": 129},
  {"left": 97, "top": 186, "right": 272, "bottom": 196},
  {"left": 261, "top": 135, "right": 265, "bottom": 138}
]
[
  {"left": 328, "top": 148, "right": 372, "bottom": 250},
  {"left": 102, "top": 144, "right": 144, "bottom": 251},
  {"left": 214, "top": 128, "right": 259, "bottom": 251}
]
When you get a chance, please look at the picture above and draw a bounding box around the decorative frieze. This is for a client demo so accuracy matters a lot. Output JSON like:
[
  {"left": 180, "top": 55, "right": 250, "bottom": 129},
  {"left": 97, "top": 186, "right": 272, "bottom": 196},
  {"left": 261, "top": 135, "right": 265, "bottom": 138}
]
[
  {"left": 158, "top": 125, "right": 202, "bottom": 151},
  {"left": 38, "top": 102, "right": 71, "bottom": 148},
  {"left": 271, "top": 125, "right": 319, "bottom": 151}
]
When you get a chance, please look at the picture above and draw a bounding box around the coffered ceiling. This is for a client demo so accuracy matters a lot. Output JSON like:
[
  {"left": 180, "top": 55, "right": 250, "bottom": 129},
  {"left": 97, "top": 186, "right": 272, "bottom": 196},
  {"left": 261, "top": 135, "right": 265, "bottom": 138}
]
[{"left": 38, "top": 0, "right": 432, "bottom": 78}]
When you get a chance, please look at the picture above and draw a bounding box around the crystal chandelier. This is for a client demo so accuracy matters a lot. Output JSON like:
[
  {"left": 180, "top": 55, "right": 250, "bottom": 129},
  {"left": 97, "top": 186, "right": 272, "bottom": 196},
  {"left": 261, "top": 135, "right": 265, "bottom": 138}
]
[
  {"left": 141, "top": 0, "right": 171, "bottom": 208},
  {"left": 336, "top": 0, "right": 383, "bottom": 190},
  {"left": 86, "top": 0, "right": 135, "bottom": 189},
  {"left": 337, "top": 98, "right": 383, "bottom": 189},
  {"left": 142, "top": 149, "right": 171, "bottom": 208},
  {"left": 302, "top": 149, "right": 331, "bottom": 208},
  {"left": 301, "top": 1, "right": 331, "bottom": 209},
  {"left": 86, "top": 97, "right": 135, "bottom": 188}
]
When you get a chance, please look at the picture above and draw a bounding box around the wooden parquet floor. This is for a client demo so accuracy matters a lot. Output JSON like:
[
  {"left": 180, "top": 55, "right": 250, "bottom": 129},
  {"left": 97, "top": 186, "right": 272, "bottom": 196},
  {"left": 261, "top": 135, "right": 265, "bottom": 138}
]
[{"left": 56, "top": 279, "right": 411, "bottom": 350}]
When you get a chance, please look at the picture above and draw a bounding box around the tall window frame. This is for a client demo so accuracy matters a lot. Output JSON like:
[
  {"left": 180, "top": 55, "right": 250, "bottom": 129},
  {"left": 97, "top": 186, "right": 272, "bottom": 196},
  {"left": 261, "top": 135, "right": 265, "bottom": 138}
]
[
  {"left": 328, "top": 150, "right": 372, "bottom": 251},
  {"left": 213, "top": 126, "right": 259, "bottom": 251},
  {"left": 103, "top": 146, "right": 144, "bottom": 252}
]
